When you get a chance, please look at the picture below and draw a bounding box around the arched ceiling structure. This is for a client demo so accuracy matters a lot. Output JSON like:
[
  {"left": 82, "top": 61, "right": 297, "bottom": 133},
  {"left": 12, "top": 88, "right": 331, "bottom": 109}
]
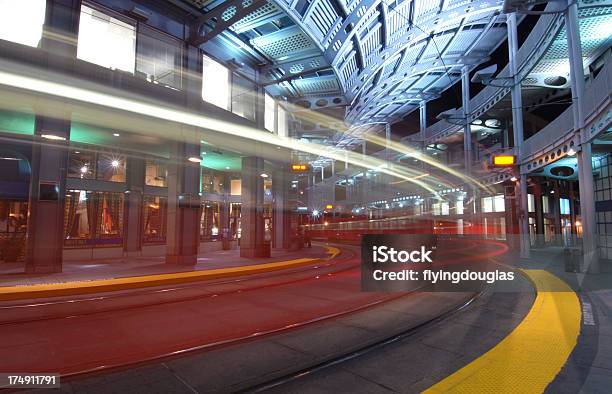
[{"left": 180, "top": 0, "right": 508, "bottom": 131}]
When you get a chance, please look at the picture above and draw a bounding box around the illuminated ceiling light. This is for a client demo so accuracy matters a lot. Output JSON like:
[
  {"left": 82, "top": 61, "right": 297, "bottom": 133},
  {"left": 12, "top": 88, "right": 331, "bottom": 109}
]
[
  {"left": 260, "top": 173, "right": 269, "bottom": 178},
  {"left": 111, "top": 160, "right": 120, "bottom": 168},
  {"left": 80, "top": 166, "right": 88, "bottom": 174},
  {"left": 113, "top": 133, "right": 120, "bottom": 137},
  {"left": 41, "top": 134, "right": 66, "bottom": 141},
  {"left": 188, "top": 156, "right": 202, "bottom": 163},
  {"left": 567, "top": 148, "right": 576, "bottom": 156},
  {"left": 225, "top": 166, "right": 230, "bottom": 170},
  {"left": 510, "top": 176, "right": 517, "bottom": 182}
]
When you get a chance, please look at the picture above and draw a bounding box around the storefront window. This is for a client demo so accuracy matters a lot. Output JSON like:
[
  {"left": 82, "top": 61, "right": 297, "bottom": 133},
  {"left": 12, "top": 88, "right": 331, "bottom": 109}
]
[
  {"left": 200, "top": 201, "right": 220, "bottom": 241},
  {"left": 77, "top": 4, "right": 136, "bottom": 73},
  {"left": 0, "top": 0, "right": 46, "bottom": 47},
  {"left": 97, "top": 192, "right": 123, "bottom": 241},
  {"left": 64, "top": 190, "right": 124, "bottom": 247},
  {"left": 230, "top": 203, "right": 241, "bottom": 239},
  {"left": 96, "top": 153, "right": 126, "bottom": 182},
  {"left": 0, "top": 200, "right": 27, "bottom": 233},
  {"left": 264, "top": 178, "right": 272, "bottom": 197},
  {"left": 145, "top": 160, "right": 168, "bottom": 187},
  {"left": 143, "top": 196, "right": 166, "bottom": 243},
  {"left": 202, "top": 55, "right": 230, "bottom": 110},
  {"left": 201, "top": 169, "right": 223, "bottom": 194},
  {"left": 64, "top": 190, "right": 94, "bottom": 247},
  {"left": 68, "top": 150, "right": 96, "bottom": 179},
  {"left": 230, "top": 178, "right": 241, "bottom": 196}
]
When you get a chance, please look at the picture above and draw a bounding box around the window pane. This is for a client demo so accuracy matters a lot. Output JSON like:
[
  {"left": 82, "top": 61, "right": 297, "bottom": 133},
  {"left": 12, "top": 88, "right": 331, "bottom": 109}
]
[
  {"left": 0, "top": 0, "right": 46, "bottom": 47},
  {"left": 200, "top": 201, "right": 220, "bottom": 240},
  {"left": 265, "top": 93, "right": 275, "bottom": 132},
  {"left": 560, "top": 198, "right": 570, "bottom": 215},
  {"left": 143, "top": 196, "right": 166, "bottom": 243},
  {"left": 145, "top": 160, "right": 168, "bottom": 187},
  {"left": 202, "top": 55, "right": 230, "bottom": 110},
  {"left": 528, "top": 194, "right": 535, "bottom": 213},
  {"left": 277, "top": 105, "right": 288, "bottom": 137},
  {"left": 136, "top": 26, "right": 182, "bottom": 89},
  {"left": 482, "top": 197, "right": 493, "bottom": 213},
  {"left": 494, "top": 194, "right": 505, "bottom": 212},
  {"left": 231, "top": 73, "right": 256, "bottom": 121},
  {"left": 97, "top": 192, "right": 123, "bottom": 240},
  {"left": 96, "top": 153, "right": 126, "bottom": 182},
  {"left": 77, "top": 5, "right": 136, "bottom": 72},
  {"left": 68, "top": 149, "right": 95, "bottom": 179},
  {"left": 64, "top": 190, "right": 94, "bottom": 247},
  {"left": 456, "top": 199, "right": 464, "bottom": 215}
]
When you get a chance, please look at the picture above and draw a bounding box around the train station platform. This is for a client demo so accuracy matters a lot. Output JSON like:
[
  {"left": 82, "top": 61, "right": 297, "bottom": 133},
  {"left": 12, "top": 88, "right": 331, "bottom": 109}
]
[
  {"left": 0, "top": 244, "right": 338, "bottom": 301},
  {"left": 22, "top": 247, "right": 609, "bottom": 393}
]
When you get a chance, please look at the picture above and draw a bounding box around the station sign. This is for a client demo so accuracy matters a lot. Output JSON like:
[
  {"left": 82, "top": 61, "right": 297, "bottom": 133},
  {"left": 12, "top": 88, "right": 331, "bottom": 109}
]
[
  {"left": 291, "top": 164, "right": 309, "bottom": 172},
  {"left": 492, "top": 155, "right": 516, "bottom": 167}
]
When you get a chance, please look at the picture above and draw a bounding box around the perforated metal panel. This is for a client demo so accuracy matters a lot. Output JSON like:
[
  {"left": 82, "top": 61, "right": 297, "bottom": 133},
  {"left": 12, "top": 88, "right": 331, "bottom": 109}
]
[
  {"left": 230, "top": 2, "right": 283, "bottom": 33},
  {"left": 251, "top": 25, "right": 318, "bottom": 61},
  {"left": 293, "top": 75, "right": 341, "bottom": 94}
]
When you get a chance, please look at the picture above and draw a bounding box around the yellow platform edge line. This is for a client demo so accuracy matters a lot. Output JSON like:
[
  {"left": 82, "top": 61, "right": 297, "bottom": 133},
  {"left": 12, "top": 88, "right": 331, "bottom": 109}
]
[
  {"left": 423, "top": 269, "right": 581, "bottom": 394},
  {"left": 0, "top": 257, "right": 323, "bottom": 301}
]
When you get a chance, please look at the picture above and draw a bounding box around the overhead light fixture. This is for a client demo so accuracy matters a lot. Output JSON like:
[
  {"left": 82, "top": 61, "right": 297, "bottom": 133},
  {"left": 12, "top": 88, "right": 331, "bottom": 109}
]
[
  {"left": 510, "top": 176, "right": 517, "bottom": 182},
  {"left": 111, "top": 160, "right": 120, "bottom": 168},
  {"left": 188, "top": 156, "right": 202, "bottom": 163},
  {"left": 260, "top": 173, "right": 269, "bottom": 178},
  {"left": 567, "top": 148, "right": 576, "bottom": 156},
  {"left": 113, "top": 133, "right": 120, "bottom": 137},
  {"left": 225, "top": 166, "right": 230, "bottom": 170},
  {"left": 41, "top": 134, "right": 66, "bottom": 141},
  {"left": 80, "top": 166, "right": 88, "bottom": 174}
]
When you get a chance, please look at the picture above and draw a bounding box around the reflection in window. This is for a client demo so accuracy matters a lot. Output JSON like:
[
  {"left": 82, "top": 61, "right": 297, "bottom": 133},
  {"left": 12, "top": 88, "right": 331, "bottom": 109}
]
[
  {"left": 145, "top": 160, "right": 168, "bottom": 187},
  {"left": 77, "top": 5, "right": 136, "bottom": 72},
  {"left": 143, "top": 196, "right": 166, "bottom": 243},
  {"left": 202, "top": 55, "right": 230, "bottom": 110},
  {"left": 200, "top": 201, "right": 220, "bottom": 241},
  {"left": 68, "top": 150, "right": 96, "bottom": 179},
  {"left": 482, "top": 195, "right": 505, "bottom": 213},
  {"left": 0, "top": 0, "right": 46, "bottom": 47},
  {"left": 96, "top": 153, "right": 126, "bottom": 182},
  {"left": 265, "top": 93, "right": 275, "bottom": 132},
  {"left": 456, "top": 199, "right": 464, "bottom": 215},
  {"left": 232, "top": 73, "right": 256, "bottom": 121},
  {"left": 137, "top": 25, "right": 182, "bottom": 89},
  {"left": 528, "top": 193, "right": 535, "bottom": 213}
]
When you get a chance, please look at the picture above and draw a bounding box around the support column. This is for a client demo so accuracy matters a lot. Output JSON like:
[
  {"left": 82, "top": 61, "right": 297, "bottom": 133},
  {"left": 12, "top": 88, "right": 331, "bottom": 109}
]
[
  {"left": 566, "top": 0, "right": 598, "bottom": 272},
  {"left": 273, "top": 169, "right": 292, "bottom": 250},
  {"left": 461, "top": 66, "right": 472, "bottom": 174},
  {"left": 166, "top": 141, "right": 200, "bottom": 264},
  {"left": 25, "top": 0, "right": 82, "bottom": 273},
  {"left": 533, "top": 182, "right": 545, "bottom": 246},
  {"left": 507, "top": 12, "right": 530, "bottom": 258},
  {"left": 241, "top": 157, "right": 268, "bottom": 257},
  {"left": 124, "top": 157, "right": 145, "bottom": 256}
]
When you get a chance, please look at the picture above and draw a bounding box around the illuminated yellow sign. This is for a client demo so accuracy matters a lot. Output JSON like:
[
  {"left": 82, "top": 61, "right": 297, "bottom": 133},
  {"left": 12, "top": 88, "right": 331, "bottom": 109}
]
[
  {"left": 291, "top": 164, "right": 309, "bottom": 172},
  {"left": 325, "top": 204, "right": 333, "bottom": 209},
  {"left": 492, "top": 155, "right": 516, "bottom": 167}
]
